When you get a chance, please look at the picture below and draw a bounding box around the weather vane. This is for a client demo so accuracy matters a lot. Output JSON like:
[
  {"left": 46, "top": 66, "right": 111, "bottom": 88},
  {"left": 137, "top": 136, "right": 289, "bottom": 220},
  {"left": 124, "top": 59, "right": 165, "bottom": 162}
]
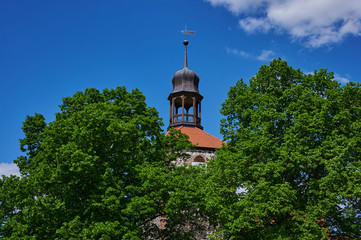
[
  {"left": 180, "top": 23, "right": 195, "bottom": 68},
  {"left": 180, "top": 23, "right": 195, "bottom": 40}
]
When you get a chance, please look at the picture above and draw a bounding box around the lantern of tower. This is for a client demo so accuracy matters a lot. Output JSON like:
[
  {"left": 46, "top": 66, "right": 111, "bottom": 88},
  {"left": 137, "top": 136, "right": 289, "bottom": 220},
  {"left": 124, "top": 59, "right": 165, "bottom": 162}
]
[{"left": 168, "top": 40, "right": 203, "bottom": 130}]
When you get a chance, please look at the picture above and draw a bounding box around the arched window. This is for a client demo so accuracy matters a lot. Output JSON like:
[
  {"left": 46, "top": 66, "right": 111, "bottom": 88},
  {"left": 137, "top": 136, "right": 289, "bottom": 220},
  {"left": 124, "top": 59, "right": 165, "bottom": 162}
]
[{"left": 191, "top": 155, "right": 206, "bottom": 166}]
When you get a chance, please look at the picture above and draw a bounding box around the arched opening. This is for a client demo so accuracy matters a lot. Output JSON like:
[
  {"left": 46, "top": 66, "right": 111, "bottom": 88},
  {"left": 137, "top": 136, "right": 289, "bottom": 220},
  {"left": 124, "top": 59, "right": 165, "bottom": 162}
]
[
  {"left": 191, "top": 155, "right": 206, "bottom": 166},
  {"left": 184, "top": 96, "right": 194, "bottom": 123},
  {"left": 173, "top": 97, "right": 182, "bottom": 123},
  {"left": 185, "top": 106, "right": 193, "bottom": 123}
]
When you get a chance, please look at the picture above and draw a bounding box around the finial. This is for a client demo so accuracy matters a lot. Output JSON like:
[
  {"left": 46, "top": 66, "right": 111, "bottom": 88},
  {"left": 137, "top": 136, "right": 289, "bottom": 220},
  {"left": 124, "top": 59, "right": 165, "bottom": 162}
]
[
  {"left": 180, "top": 23, "right": 195, "bottom": 68},
  {"left": 183, "top": 40, "right": 188, "bottom": 67}
]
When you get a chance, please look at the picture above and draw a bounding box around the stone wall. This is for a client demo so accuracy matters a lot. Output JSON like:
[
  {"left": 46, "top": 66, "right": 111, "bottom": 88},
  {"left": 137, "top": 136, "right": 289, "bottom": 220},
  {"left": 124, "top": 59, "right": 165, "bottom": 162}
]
[{"left": 174, "top": 149, "right": 216, "bottom": 167}]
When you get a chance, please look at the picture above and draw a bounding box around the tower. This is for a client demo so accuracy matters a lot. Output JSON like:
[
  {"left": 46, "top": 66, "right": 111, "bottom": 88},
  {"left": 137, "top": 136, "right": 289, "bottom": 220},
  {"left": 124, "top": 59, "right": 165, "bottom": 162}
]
[
  {"left": 167, "top": 30, "right": 223, "bottom": 166},
  {"left": 168, "top": 39, "right": 203, "bottom": 130},
  {"left": 162, "top": 28, "right": 224, "bottom": 239}
]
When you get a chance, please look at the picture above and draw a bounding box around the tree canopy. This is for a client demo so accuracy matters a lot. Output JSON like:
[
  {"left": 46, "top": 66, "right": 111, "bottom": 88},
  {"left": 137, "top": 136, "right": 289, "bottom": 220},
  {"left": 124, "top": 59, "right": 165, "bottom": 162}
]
[
  {"left": 2, "top": 59, "right": 361, "bottom": 239},
  {"left": 206, "top": 59, "right": 361, "bottom": 239},
  {"left": 0, "top": 87, "right": 205, "bottom": 239}
]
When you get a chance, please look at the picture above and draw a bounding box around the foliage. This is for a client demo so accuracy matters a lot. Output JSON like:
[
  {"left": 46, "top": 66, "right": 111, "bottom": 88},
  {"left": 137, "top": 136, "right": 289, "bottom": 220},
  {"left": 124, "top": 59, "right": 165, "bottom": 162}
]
[
  {"left": 0, "top": 87, "right": 204, "bottom": 239},
  {"left": 206, "top": 59, "right": 361, "bottom": 239},
  {"left": 4, "top": 59, "right": 360, "bottom": 240}
]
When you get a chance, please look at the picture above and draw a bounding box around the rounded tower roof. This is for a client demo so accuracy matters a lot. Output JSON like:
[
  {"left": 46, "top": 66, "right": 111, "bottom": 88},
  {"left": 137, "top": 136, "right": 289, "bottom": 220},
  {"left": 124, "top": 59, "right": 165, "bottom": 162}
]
[
  {"left": 171, "top": 67, "right": 200, "bottom": 94},
  {"left": 171, "top": 40, "right": 200, "bottom": 94}
]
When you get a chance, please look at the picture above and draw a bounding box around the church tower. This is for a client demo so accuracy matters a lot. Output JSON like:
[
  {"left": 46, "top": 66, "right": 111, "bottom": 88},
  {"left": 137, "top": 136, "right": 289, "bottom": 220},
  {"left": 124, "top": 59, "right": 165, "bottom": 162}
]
[
  {"left": 167, "top": 32, "right": 223, "bottom": 166},
  {"left": 168, "top": 39, "right": 203, "bottom": 130},
  {"left": 161, "top": 29, "right": 224, "bottom": 239}
]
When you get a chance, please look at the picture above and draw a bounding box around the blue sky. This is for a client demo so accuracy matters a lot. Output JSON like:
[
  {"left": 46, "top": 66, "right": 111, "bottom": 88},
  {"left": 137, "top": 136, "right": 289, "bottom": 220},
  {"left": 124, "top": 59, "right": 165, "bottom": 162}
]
[{"left": 1, "top": 0, "right": 361, "bottom": 175}]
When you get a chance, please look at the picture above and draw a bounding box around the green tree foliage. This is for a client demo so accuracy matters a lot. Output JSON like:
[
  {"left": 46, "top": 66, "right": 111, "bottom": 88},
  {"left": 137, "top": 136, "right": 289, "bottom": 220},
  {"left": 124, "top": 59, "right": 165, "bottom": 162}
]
[
  {"left": 206, "top": 59, "right": 361, "bottom": 239},
  {"left": 0, "top": 87, "right": 204, "bottom": 239}
]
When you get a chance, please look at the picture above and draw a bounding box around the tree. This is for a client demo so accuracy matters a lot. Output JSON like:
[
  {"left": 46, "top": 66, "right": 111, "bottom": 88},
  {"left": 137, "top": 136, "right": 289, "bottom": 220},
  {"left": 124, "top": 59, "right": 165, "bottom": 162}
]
[
  {"left": 0, "top": 87, "right": 205, "bottom": 239},
  {"left": 206, "top": 59, "right": 361, "bottom": 239}
]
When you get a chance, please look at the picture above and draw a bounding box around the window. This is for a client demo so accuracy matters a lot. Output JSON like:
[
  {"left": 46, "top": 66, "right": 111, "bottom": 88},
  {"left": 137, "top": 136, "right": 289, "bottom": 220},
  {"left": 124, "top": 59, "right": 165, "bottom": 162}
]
[{"left": 191, "top": 155, "right": 206, "bottom": 166}]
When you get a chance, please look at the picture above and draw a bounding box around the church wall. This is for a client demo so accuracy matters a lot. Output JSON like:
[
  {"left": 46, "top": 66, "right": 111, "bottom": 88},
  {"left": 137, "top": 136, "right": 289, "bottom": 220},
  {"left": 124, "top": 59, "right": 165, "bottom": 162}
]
[{"left": 174, "top": 149, "right": 216, "bottom": 167}]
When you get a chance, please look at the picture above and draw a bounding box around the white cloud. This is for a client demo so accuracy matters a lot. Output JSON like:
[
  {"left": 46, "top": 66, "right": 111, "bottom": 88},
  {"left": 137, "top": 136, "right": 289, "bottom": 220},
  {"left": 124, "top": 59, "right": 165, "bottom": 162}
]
[
  {"left": 334, "top": 73, "right": 350, "bottom": 84},
  {"left": 205, "top": 0, "right": 361, "bottom": 47},
  {"left": 304, "top": 71, "right": 314, "bottom": 76},
  {"left": 225, "top": 47, "right": 250, "bottom": 58},
  {"left": 257, "top": 50, "right": 275, "bottom": 61},
  {"left": 305, "top": 71, "right": 350, "bottom": 84},
  {"left": 204, "top": 0, "right": 265, "bottom": 15},
  {"left": 226, "top": 47, "right": 276, "bottom": 62},
  {"left": 239, "top": 17, "right": 272, "bottom": 33},
  {"left": 0, "top": 163, "right": 20, "bottom": 177}
]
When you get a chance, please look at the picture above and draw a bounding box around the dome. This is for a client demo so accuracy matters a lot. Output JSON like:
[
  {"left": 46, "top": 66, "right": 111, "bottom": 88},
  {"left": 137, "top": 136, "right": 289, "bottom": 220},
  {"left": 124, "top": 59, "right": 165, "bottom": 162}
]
[{"left": 171, "top": 67, "right": 200, "bottom": 94}]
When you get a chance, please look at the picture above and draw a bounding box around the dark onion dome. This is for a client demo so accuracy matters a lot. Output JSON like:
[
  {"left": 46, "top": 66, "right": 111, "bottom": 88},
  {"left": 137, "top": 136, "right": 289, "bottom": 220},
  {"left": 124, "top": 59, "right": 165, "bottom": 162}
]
[{"left": 171, "top": 67, "right": 200, "bottom": 94}]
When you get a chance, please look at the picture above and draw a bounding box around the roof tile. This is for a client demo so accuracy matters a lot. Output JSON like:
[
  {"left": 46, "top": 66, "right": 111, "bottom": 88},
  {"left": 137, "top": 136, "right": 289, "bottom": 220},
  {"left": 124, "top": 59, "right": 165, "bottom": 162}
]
[{"left": 173, "top": 126, "right": 224, "bottom": 149}]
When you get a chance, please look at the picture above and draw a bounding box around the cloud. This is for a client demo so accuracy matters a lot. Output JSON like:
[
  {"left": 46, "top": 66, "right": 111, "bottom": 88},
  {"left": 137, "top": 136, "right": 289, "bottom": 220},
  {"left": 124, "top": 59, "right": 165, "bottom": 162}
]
[
  {"left": 205, "top": 0, "right": 361, "bottom": 47},
  {"left": 225, "top": 47, "right": 250, "bottom": 58},
  {"left": 204, "top": 0, "right": 264, "bottom": 15},
  {"left": 305, "top": 71, "right": 350, "bottom": 84},
  {"left": 334, "top": 73, "right": 350, "bottom": 84},
  {"left": 226, "top": 47, "right": 276, "bottom": 62},
  {"left": 239, "top": 17, "right": 272, "bottom": 33},
  {"left": 0, "top": 163, "right": 20, "bottom": 177},
  {"left": 257, "top": 50, "right": 275, "bottom": 61}
]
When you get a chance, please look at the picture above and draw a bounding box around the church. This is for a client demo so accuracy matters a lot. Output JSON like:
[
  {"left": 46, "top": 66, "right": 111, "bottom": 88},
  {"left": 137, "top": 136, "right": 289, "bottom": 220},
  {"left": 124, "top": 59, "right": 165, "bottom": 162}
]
[
  {"left": 166, "top": 37, "right": 223, "bottom": 166},
  {"left": 158, "top": 37, "right": 224, "bottom": 239}
]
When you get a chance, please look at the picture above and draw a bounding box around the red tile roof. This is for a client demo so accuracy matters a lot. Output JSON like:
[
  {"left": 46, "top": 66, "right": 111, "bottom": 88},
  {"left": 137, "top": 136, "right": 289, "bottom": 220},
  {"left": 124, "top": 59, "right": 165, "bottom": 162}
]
[{"left": 173, "top": 126, "right": 224, "bottom": 149}]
